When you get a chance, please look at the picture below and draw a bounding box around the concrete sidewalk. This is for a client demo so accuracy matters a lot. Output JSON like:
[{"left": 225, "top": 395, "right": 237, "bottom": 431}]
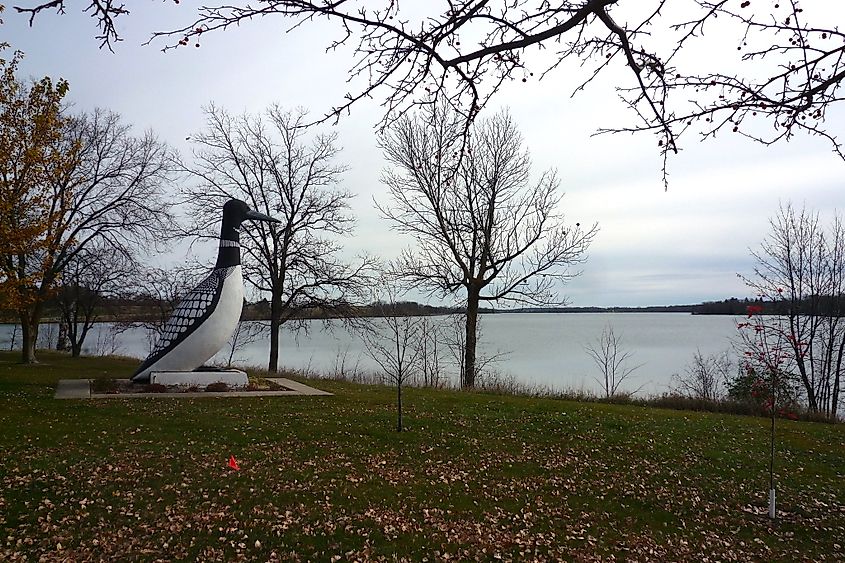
[
  {"left": 54, "top": 378, "right": 332, "bottom": 399},
  {"left": 55, "top": 379, "right": 91, "bottom": 399}
]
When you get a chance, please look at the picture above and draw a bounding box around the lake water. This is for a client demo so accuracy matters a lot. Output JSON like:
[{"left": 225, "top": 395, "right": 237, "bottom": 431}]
[{"left": 0, "top": 313, "right": 741, "bottom": 395}]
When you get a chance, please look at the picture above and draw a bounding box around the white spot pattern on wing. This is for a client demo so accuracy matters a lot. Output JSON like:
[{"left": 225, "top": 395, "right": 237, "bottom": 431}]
[{"left": 151, "top": 267, "right": 235, "bottom": 355}]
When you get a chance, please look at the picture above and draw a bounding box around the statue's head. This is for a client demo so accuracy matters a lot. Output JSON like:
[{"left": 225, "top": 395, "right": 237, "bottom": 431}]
[
  {"left": 219, "top": 199, "right": 280, "bottom": 242},
  {"left": 222, "top": 198, "right": 281, "bottom": 229}
]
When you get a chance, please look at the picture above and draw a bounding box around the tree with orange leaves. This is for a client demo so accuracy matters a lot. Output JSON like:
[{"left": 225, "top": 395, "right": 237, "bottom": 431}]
[{"left": 0, "top": 45, "right": 77, "bottom": 363}]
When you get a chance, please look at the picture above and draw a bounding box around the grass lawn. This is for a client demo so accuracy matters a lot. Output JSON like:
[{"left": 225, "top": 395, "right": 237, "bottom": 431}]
[{"left": 1, "top": 351, "right": 843, "bottom": 561}]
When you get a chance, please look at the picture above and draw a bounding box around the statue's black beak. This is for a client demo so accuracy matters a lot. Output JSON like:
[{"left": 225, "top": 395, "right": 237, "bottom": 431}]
[{"left": 245, "top": 209, "right": 281, "bottom": 223}]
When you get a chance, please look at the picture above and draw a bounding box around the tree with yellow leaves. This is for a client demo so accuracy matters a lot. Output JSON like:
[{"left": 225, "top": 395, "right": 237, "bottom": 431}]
[{"left": 0, "top": 46, "right": 76, "bottom": 362}]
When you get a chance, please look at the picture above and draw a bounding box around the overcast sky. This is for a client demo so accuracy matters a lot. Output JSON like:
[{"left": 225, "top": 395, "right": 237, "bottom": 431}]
[{"left": 5, "top": 2, "right": 845, "bottom": 307}]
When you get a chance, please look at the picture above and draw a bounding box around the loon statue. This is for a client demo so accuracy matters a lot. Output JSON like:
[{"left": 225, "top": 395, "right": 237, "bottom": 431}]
[{"left": 131, "top": 199, "right": 279, "bottom": 383}]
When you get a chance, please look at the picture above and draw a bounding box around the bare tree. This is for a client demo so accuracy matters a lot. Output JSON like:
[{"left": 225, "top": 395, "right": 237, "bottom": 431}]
[
  {"left": 380, "top": 105, "right": 596, "bottom": 388},
  {"left": 16, "top": 2, "right": 845, "bottom": 180},
  {"left": 414, "top": 316, "right": 448, "bottom": 388},
  {"left": 181, "top": 104, "right": 374, "bottom": 373},
  {"left": 56, "top": 244, "right": 136, "bottom": 357},
  {"left": 585, "top": 324, "right": 642, "bottom": 398},
  {"left": 740, "top": 203, "right": 845, "bottom": 418},
  {"left": 2, "top": 101, "right": 174, "bottom": 363},
  {"left": 672, "top": 350, "right": 733, "bottom": 402},
  {"left": 359, "top": 282, "right": 423, "bottom": 432},
  {"left": 222, "top": 320, "right": 266, "bottom": 368}
]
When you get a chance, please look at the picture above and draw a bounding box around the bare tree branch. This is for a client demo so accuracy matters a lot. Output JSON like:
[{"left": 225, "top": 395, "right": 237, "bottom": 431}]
[
  {"left": 14, "top": 1, "right": 128, "bottom": 51},
  {"left": 379, "top": 103, "right": 596, "bottom": 386},
  {"left": 15, "top": 2, "right": 845, "bottom": 182}
]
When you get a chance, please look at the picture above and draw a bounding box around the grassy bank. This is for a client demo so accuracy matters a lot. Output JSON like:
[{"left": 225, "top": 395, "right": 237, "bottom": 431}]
[{"left": 1, "top": 351, "right": 843, "bottom": 561}]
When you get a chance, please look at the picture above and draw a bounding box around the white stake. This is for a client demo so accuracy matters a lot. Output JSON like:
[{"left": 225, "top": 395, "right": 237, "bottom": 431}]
[{"left": 769, "top": 488, "right": 776, "bottom": 519}]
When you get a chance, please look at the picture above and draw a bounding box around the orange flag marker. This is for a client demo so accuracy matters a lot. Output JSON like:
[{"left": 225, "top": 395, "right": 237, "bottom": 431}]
[{"left": 228, "top": 454, "right": 240, "bottom": 471}]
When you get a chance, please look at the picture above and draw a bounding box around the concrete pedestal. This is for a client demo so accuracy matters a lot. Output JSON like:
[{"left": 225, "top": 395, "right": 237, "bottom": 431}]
[{"left": 150, "top": 369, "right": 248, "bottom": 388}]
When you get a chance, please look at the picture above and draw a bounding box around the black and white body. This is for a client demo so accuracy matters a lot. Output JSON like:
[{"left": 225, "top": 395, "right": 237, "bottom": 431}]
[{"left": 131, "top": 199, "right": 279, "bottom": 383}]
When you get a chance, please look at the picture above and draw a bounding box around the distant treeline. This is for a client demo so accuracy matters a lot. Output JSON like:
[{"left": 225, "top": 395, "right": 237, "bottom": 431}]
[
  {"left": 693, "top": 297, "right": 765, "bottom": 316},
  {"left": 7, "top": 295, "right": 843, "bottom": 324},
  {"left": 499, "top": 296, "right": 844, "bottom": 316},
  {"left": 241, "top": 300, "right": 461, "bottom": 320},
  {"left": 693, "top": 296, "right": 845, "bottom": 316}
]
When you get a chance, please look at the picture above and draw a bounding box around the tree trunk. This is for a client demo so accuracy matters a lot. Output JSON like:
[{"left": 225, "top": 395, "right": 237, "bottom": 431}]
[
  {"left": 57, "top": 321, "right": 69, "bottom": 351},
  {"left": 268, "top": 289, "right": 282, "bottom": 373},
  {"left": 68, "top": 327, "right": 82, "bottom": 357},
  {"left": 397, "top": 380, "right": 403, "bottom": 432},
  {"left": 463, "top": 289, "right": 480, "bottom": 388},
  {"left": 832, "top": 332, "right": 844, "bottom": 419},
  {"left": 70, "top": 323, "right": 92, "bottom": 358},
  {"left": 19, "top": 311, "right": 39, "bottom": 364},
  {"left": 788, "top": 312, "right": 820, "bottom": 413},
  {"left": 804, "top": 378, "right": 819, "bottom": 413}
]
